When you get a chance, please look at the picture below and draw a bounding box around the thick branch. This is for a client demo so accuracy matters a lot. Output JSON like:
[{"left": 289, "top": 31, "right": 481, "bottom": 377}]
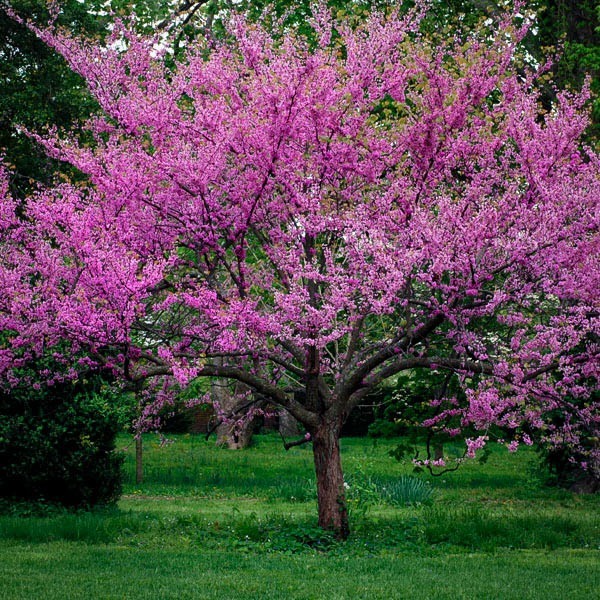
[
  {"left": 282, "top": 435, "right": 311, "bottom": 451},
  {"left": 342, "top": 316, "right": 364, "bottom": 371},
  {"left": 156, "top": 0, "right": 210, "bottom": 31},
  {"left": 346, "top": 356, "right": 494, "bottom": 413},
  {"left": 131, "top": 362, "right": 319, "bottom": 428},
  {"left": 340, "top": 313, "right": 445, "bottom": 400}
]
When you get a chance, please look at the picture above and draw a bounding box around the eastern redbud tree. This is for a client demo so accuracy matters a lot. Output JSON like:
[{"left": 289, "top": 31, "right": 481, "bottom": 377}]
[{"left": 1, "top": 3, "right": 599, "bottom": 537}]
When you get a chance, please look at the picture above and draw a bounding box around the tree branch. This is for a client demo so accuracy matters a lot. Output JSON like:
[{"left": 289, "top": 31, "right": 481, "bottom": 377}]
[
  {"left": 156, "top": 0, "right": 210, "bottom": 31},
  {"left": 131, "top": 361, "right": 319, "bottom": 427},
  {"left": 340, "top": 313, "right": 446, "bottom": 400}
]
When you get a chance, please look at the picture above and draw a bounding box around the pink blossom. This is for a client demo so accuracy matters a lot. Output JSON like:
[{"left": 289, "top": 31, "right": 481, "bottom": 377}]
[{"left": 466, "top": 436, "right": 488, "bottom": 459}]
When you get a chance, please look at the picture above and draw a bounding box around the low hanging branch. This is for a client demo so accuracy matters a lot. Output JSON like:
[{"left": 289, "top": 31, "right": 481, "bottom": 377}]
[{"left": 280, "top": 433, "right": 312, "bottom": 451}]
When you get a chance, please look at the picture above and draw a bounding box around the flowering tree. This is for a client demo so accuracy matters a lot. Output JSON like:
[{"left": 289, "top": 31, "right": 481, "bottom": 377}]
[{"left": 1, "top": 3, "right": 599, "bottom": 537}]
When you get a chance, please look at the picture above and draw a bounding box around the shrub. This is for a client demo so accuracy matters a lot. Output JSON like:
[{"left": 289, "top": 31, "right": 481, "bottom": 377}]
[
  {"left": 533, "top": 390, "right": 599, "bottom": 493},
  {"left": 0, "top": 375, "right": 125, "bottom": 509},
  {"left": 156, "top": 399, "right": 195, "bottom": 434}
]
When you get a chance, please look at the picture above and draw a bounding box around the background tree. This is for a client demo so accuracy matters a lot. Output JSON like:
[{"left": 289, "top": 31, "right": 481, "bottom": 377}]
[
  {"left": 369, "top": 370, "right": 474, "bottom": 465},
  {"left": 0, "top": 0, "right": 101, "bottom": 196},
  {"left": 1, "top": 4, "right": 599, "bottom": 537},
  {"left": 0, "top": 0, "right": 218, "bottom": 196}
]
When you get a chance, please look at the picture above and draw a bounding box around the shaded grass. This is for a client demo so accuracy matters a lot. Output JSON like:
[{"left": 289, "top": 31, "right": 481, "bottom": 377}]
[
  {"left": 0, "top": 509, "right": 145, "bottom": 544},
  {"left": 420, "top": 506, "right": 598, "bottom": 551},
  {"left": 119, "top": 434, "right": 581, "bottom": 506},
  {"left": 119, "top": 433, "right": 317, "bottom": 499}
]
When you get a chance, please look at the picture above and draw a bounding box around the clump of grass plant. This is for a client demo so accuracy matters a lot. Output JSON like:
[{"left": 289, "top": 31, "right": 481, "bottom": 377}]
[
  {"left": 377, "top": 475, "right": 434, "bottom": 506},
  {"left": 345, "top": 468, "right": 433, "bottom": 516}
]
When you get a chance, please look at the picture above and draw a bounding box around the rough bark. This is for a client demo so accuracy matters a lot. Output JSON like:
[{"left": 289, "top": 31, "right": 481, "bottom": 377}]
[
  {"left": 215, "top": 414, "right": 257, "bottom": 449},
  {"left": 312, "top": 420, "right": 349, "bottom": 539}
]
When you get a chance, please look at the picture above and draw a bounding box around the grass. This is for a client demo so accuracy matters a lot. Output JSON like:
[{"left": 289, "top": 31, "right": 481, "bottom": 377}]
[
  {"left": 1, "top": 542, "right": 598, "bottom": 599},
  {"left": 1, "top": 433, "right": 599, "bottom": 599}
]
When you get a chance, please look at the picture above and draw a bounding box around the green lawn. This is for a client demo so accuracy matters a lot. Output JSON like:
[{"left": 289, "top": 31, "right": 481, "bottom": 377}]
[{"left": 1, "top": 434, "right": 599, "bottom": 599}]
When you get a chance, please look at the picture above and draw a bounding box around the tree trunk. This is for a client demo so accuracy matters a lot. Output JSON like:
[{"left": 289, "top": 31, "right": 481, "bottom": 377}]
[
  {"left": 216, "top": 415, "right": 257, "bottom": 449},
  {"left": 312, "top": 422, "right": 349, "bottom": 540},
  {"left": 135, "top": 436, "right": 143, "bottom": 484},
  {"left": 212, "top": 374, "right": 258, "bottom": 449},
  {"left": 434, "top": 440, "right": 444, "bottom": 461}
]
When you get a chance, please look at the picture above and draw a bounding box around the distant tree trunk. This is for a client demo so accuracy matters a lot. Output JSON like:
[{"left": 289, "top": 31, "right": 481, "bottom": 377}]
[
  {"left": 215, "top": 411, "right": 257, "bottom": 449},
  {"left": 569, "top": 451, "right": 599, "bottom": 494},
  {"left": 312, "top": 420, "right": 349, "bottom": 540},
  {"left": 135, "top": 436, "right": 143, "bottom": 484},
  {"left": 279, "top": 408, "right": 302, "bottom": 437},
  {"left": 434, "top": 440, "right": 444, "bottom": 461},
  {"left": 569, "top": 475, "right": 599, "bottom": 494},
  {"left": 213, "top": 378, "right": 259, "bottom": 449}
]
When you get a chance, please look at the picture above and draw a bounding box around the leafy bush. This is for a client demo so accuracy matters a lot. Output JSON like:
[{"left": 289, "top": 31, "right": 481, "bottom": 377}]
[
  {"left": 531, "top": 390, "right": 599, "bottom": 493},
  {"left": 368, "top": 370, "right": 468, "bottom": 446},
  {"left": 156, "top": 399, "right": 195, "bottom": 434},
  {"left": 538, "top": 444, "right": 599, "bottom": 493},
  {"left": 0, "top": 375, "right": 125, "bottom": 509}
]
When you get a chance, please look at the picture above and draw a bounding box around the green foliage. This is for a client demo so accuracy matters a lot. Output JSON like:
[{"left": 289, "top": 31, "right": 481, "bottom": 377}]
[
  {"left": 0, "top": 0, "right": 208, "bottom": 195},
  {"left": 156, "top": 398, "right": 195, "bottom": 434},
  {"left": 0, "top": 375, "right": 125, "bottom": 509},
  {"left": 368, "top": 370, "right": 476, "bottom": 472},
  {"left": 369, "top": 370, "right": 464, "bottom": 435},
  {"left": 535, "top": 0, "right": 600, "bottom": 138},
  {"left": 0, "top": 0, "right": 105, "bottom": 195}
]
